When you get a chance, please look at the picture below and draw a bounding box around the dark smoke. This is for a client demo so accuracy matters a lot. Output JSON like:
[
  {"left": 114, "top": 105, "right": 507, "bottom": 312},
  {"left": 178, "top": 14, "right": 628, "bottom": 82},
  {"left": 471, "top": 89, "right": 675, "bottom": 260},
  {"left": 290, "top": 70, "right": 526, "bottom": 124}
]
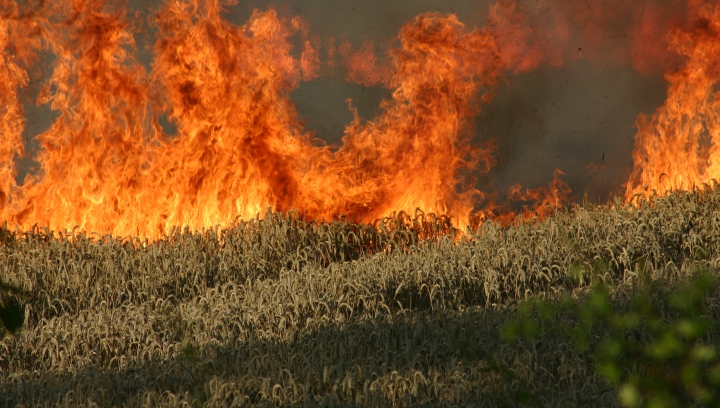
[{"left": 477, "top": 63, "right": 666, "bottom": 203}]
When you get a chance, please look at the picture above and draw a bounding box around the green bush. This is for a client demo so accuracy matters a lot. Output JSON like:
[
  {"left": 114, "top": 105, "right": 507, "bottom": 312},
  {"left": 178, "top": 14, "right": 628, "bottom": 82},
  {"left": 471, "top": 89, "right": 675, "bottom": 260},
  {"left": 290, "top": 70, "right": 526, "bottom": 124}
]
[{"left": 503, "top": 269, "right": 720, "bottom": 407}]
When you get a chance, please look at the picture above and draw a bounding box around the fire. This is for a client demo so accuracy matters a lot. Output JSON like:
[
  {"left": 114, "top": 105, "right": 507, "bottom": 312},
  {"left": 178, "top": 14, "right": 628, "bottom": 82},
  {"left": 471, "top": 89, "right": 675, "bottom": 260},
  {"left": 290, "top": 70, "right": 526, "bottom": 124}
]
[
  {"left": 13, "top": 0, "right": 720, "bottom": 240},
  {"left": 0, "top": 1, "right": 41, "bottom": 210},
  {"left": 626, "top": 0, "right": 720, "bottom": 200},
  {"left": 1, "top": 0, "right": 571, "bottom": 239},
  {"left": 16, "top": 0, "right": 720, "bottom": 239}
]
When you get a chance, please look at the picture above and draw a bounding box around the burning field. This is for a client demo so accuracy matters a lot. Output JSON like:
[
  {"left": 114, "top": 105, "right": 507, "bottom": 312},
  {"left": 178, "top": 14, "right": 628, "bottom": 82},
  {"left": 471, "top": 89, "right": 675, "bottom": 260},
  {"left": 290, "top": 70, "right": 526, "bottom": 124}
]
[
  {"left": 0, "top": 0, "right": 718, "bottom": 238},
  {"left": 3, "top": 0, "right": 720, "bottom": 406}
]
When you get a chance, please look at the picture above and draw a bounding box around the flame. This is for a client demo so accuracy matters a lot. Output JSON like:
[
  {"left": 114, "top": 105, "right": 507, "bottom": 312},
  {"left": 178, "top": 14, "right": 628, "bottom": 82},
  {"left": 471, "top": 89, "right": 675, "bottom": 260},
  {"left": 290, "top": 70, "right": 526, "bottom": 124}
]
[
  {"left": 0, "top": 0, "right": 41, "bottom": 209},
  {"left": 17, "top": 0, "right": 720, "bottom": 239},
  {"left": 507, "top": 169, "right": 572, "bottom": 220},
  {"left": 625, "top": 0, "right": 720, "bottom": 200},
  {"left": 0, "top": 0, "right": 572, "bottom": 239}
]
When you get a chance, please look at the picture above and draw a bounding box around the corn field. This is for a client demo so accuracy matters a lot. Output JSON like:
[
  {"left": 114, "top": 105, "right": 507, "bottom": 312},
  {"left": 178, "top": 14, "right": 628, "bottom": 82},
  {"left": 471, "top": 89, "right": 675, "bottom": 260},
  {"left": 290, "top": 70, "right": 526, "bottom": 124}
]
[{"left": 1, "top": 187, "right": 720, "bottom": 407}]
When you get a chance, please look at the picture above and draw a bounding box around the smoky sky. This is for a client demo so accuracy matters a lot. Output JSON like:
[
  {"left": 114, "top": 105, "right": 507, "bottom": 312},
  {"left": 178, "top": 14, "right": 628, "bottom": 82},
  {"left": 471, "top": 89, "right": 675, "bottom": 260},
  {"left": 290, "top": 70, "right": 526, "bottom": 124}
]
[{"left": 19, "top": 0, "right": 670, "bottom": 205}]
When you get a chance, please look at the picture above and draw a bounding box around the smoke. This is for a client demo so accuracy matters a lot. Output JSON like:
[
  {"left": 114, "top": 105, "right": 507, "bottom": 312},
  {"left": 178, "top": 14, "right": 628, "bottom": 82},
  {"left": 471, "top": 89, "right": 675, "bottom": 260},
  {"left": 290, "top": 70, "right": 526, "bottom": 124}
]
[{"left": 478, "top": 62, "right": 667, "bottom": 203}]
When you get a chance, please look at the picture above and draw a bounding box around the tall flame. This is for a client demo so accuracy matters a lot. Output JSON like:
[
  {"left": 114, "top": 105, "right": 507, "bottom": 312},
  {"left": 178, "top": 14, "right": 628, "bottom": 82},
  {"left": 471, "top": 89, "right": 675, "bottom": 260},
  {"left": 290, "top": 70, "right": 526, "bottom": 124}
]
[
  {"left": 0, "top": 1, "right": 40, "bottom": 209},
  {"left": 14, "top": 0, "right": 720, "bottom": 239},
  {"left": 1, "top": 0, "right": 569, "bottom": 239},
  {"left": 626, "top": 0, "right": 720, "bottom": 199}
]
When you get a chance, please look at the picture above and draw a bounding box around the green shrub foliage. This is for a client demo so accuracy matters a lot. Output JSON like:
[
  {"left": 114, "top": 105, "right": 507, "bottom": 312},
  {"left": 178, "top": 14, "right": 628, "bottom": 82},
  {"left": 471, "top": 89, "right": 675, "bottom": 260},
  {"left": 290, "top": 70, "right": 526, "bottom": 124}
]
[{"left": 504, "top": 270, "right": 720, "bottom": 408}]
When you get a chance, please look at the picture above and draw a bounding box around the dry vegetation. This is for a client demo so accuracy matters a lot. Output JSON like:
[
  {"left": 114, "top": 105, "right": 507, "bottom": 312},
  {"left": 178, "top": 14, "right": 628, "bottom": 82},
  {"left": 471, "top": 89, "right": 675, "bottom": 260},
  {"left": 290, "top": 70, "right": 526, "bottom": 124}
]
[{"left": 1, "top": 187, "right": 720, "bottom": 407}]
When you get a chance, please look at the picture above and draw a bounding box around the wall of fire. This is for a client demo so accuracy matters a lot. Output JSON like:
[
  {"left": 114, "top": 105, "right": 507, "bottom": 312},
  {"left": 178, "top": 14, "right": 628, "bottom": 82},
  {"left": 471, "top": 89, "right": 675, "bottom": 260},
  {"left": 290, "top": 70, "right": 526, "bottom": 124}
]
[{"left": 18, "top": 0, "right": 671, "bottom": 204}]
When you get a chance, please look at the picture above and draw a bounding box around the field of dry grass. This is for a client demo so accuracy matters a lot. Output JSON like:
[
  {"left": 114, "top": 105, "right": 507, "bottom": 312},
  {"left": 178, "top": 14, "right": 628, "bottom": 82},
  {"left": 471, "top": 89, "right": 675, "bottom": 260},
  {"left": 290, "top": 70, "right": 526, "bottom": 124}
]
[{"left": 1, "top": 187, "right": 720, "bottom": 407}]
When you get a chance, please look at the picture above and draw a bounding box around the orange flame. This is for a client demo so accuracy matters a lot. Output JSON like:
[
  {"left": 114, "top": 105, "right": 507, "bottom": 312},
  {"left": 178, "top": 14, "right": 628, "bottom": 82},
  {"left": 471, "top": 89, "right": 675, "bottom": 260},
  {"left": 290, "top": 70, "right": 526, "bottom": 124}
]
[
  {"left": 0, "top": 0, "right": 41, "bottom": 209},
  {"left": 0, "top": 0, "right": 571, "bottom": 239},
  {"left": 625, "top": 1, "right": 720, "bottom": 200}
]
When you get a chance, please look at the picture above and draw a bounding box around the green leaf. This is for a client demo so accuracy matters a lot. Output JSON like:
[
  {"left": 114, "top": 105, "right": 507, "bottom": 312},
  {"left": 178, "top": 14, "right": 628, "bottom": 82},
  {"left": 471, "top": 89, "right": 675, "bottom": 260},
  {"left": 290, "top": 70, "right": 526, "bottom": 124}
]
[
  {"left": 611, "top": 313, "right": 640, "bottom": 331},
  {"left": 675, "top": 318, "right": 708, "bottom": 339},
  {"left": 689, "top": 344, "right": 716, "bottom": 362},
  {"left": 681, "top": 363, "right": 700, "bottom": 385},
  {"left": 690, "top": 385, "right": 713, "bottom": 404},
  {"left": 708, "top": 363, "right": 720, "bottom": 385},
  {"left": 520, "top": 320, "right": 540, "bottom": 339},
  {"left": 589, "top": 286, "right": 611, "bottom": 316},
  {"left": 647, "top": 332, "right": 685, "bottom": 360},
  {"left": 571, "top": 327, "right": 591, "bottom": 352},
  {"left": 618, "top": 383, "right": 640, "bottom": 407},
  {"left": 537, "top": 299, "right": 556, "bottom": 320},
  {"left": 600, "top": 338, "right": 624, "bottom": 359},
  {"left": 599, "top": 362, "right": 622, "bottom": 384},
  {"left": 647, "top": 395, "right": 672, "bottom": 408}
]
